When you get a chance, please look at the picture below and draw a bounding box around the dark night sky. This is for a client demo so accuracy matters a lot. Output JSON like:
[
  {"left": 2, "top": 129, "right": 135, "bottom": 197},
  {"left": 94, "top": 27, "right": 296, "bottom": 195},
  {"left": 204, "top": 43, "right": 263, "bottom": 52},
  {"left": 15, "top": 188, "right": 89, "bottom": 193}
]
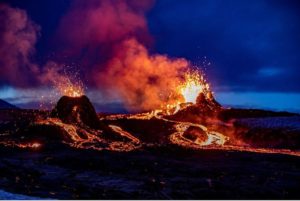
[
  {"left": 1, "top": 0, "right": 300, "bottom": 111},
  {"left": 147, "top": 0, "right": 300, "bottom": 92}
]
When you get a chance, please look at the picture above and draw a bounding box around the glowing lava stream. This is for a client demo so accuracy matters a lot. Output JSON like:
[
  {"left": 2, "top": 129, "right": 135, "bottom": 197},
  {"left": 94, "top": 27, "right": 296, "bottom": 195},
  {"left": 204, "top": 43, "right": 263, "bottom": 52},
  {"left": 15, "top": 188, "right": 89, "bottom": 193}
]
[
  {"left": 0, "top": 141, "right": 42, "bottom": 150},
  {"left": 109, "top": 125, "right": 140, "bottom": 144},
  {"left": 37, "top": 118, "right": 141, "bottom": 152},
  {"left": 103, "top": 111, "right": 229, "bottom": 147},
  {"left": 159, "top": 115, "right": 300, "bottom": 157},
  {"left": 155, "top": 114, "right": 229, "bottom": 147},
  {"left": 105, "top": 111, "right": 300, "bottom": 157}
]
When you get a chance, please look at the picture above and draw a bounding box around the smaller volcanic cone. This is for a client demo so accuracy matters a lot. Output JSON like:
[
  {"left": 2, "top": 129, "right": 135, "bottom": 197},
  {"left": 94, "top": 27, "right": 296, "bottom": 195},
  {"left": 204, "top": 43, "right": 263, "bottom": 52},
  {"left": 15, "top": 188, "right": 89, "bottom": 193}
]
[
  {"left": 49, "top": 95, "right": 138, "bottom": 144},
  {"left": 13, "top": 95, "right": 103, "bottom": 147},
  {"left": 51, "top": 95, "right": 102, "bottom": 129},
  {"left": 14, "top": 95, "right": 140, "bottom": 150}
]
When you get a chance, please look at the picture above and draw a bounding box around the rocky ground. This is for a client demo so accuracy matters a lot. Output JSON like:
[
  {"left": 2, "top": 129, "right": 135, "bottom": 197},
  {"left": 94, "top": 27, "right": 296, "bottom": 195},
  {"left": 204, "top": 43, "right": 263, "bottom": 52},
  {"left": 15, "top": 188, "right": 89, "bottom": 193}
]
[
  {"left": 0, "top": 145, "right": 299, "bottom": 199},
  {"left": 0, "top": 106, "right": 300, "bottom": 199}
]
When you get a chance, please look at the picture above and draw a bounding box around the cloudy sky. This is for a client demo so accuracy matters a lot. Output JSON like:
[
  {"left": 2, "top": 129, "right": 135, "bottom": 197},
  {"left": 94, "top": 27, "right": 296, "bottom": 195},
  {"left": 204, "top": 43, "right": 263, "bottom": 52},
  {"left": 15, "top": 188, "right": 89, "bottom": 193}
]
[{"left": 0, "top": 0, "right": 299, "bottom": 112}]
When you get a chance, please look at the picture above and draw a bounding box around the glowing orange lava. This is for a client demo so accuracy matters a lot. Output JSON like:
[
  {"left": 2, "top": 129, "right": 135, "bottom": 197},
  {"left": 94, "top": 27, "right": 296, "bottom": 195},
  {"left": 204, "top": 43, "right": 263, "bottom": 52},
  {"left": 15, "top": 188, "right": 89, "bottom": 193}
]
[
  {"left": 104, "top": 112, "right": 300, "bottom": 157},
  {"left": 49, "top": 66, "right": 85, "bottom": 98},
  {"left": 61, "top": 85, "right": 84, "bottom": 97},
  {"left": 162, "top": 70, "right": 211, "bottom": 115},
  {"left": 36, "top": 117, "right": 141, "bottom": 152},
  {"left": 16, "top": 142, "right": 41, "bottom": 149},
  {"left": 56, "top": 74, "right": 85, "bottom": 97},
  {"left": 178, "top": 71, "right": 210, "bottom": 104}
]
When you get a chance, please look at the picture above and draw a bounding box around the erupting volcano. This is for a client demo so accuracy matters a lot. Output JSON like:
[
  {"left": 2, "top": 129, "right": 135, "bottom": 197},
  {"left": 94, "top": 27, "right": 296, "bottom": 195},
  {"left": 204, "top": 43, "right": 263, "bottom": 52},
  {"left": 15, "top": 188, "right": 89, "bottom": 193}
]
[
  {"left": 2, "top": 69, "right": 299, "bottom": 157},
  {"left": 1, "top": 56, "right": 300, "bottom": 199},
  {"left": 0, "top": 0, "right": 299, "bottom": 199}
]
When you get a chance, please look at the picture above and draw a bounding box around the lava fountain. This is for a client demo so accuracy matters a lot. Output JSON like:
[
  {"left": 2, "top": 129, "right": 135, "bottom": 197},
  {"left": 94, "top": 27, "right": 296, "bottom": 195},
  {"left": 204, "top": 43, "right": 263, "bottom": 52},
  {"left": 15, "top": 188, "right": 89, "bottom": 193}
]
[
  {"left": 56, "top": 76, "right": 85, "bottom": 98},
  {"left": 178, "top": 71, "right": 210, "bottom": 104}
]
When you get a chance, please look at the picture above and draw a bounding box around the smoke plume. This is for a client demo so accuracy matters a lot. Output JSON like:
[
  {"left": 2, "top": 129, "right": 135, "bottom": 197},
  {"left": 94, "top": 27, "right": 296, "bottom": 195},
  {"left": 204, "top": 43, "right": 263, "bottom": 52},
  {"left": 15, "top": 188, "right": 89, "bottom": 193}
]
[
  {"left": 0, "top": 4, "right": 40, "bottom": 87},
  {"left": 0, "top": 4, "right": 82, "bottom": 93},
  {"left": 97, "top": 38, "right": 189, "bottom": 111},
  {"left": 56, "top": 0, "right": 193, "bottom": 111},
  {"left": 0, "top": 1, "right": 203, "bottom": 111}
]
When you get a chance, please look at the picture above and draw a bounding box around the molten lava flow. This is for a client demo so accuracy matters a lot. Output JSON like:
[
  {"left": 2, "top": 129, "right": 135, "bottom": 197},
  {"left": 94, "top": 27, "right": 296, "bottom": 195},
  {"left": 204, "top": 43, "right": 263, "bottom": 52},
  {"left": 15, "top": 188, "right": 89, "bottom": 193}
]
[
  {"left": 109, "top": 125, "right": 140, "bottom": 144},
  {"left": 178, "top": 71, "right": 210, "bottom": 104},
  {"left": 16, "top": 142, "right": 41, "bottom": 149},
  {"left": 156, "top": 113, "right": 229, "bottom": 147},
  {"left": 0, "top": 141, "right": 42, "bottom": 150},
  {"left": 36, "top": 117, "right": 141, "bottom": 152}
]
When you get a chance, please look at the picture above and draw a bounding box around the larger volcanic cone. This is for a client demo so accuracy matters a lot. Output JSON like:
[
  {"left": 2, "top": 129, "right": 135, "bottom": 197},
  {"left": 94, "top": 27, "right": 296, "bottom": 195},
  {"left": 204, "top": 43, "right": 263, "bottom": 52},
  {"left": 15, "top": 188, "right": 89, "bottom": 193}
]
[
  {"left": 51, "top": 95, "right": 102, "bottom": 129},
  {"left": 165, "top": 91, "right": 222, "bottom": 124}
]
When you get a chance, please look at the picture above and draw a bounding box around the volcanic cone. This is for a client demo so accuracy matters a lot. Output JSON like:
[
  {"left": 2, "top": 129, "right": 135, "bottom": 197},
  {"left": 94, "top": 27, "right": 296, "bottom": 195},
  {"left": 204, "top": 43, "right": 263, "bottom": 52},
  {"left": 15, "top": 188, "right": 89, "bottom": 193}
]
[{"left": 51, "top": 95, "right": 102, "bottom": 129}]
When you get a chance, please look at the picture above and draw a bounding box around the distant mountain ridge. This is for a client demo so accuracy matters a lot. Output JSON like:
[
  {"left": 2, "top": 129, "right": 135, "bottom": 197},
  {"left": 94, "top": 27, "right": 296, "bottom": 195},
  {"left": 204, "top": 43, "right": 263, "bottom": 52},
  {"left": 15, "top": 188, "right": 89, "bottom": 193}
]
[{"left": 0, "top": 99, "right": 17, "bottom": 109}]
